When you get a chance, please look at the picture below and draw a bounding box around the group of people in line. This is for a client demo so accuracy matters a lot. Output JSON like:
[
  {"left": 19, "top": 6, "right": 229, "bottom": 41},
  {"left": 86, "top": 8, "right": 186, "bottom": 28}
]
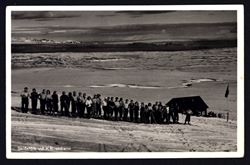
[{"left": 20, "top": 87, "right": 192, "bottom": 125}]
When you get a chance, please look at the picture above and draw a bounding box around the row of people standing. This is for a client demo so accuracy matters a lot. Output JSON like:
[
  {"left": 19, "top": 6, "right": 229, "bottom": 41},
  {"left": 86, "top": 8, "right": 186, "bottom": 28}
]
[
  {"left": 102, "top": 97, "right": 179, "bottom": 124},
  {"left": 21, "top": 88, "right": 99, "bottom": 118},
  {"left": 20, "top": 87, "right": 190, "bottom": 124}
]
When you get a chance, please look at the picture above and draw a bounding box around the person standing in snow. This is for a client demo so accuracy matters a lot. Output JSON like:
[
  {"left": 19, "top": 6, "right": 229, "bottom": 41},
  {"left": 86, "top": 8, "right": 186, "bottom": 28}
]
[
  {"left": 123, "top": 99, "right": 129, "bottom": 121},
  {"left": 52, "top": 91, "right": 59, "bottom": 116},
  {"left": 134, "top": 101, "right": 139, "bottom": 123},
  {"left": 39, "top": 89, "right": 46, "bottom": 115},
  {"left": 30, "top": 88, "right": 39, "bottom": 114},
  {"left": 128, "top": 100, "right": 135, "bottom": 122},
  {"left": 20, "top": 87, "right": 30, "bottom": 113},
  {"left": 184, "top": 109, "right": 192, "bottom": 125},
  {"left": 86, "top": 96, "right": 93, "bottom": 119}
]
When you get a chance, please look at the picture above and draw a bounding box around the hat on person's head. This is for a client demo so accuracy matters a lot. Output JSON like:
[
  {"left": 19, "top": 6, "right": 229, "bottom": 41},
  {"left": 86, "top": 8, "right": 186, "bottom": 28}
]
[{"left": 24, "top": 87, "right": 28, "bottom": 90}]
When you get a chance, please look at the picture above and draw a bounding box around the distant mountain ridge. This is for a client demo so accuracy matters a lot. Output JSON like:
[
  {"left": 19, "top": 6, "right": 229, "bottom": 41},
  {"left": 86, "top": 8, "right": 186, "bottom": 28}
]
[{"left": 12, "top": 39, "right": 237, "bottom": 53}]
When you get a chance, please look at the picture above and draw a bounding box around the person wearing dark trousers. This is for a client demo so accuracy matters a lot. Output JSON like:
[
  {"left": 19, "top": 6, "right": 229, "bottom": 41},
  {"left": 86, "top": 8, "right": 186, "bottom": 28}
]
[
  {"left": 165, "top": 105, "right": 170, "bottom": 124},
  {"left": 148, "top": 103, "right": 153, "bottom": 124},
  {"left": 140, "top": 102, "right": 145, "bottom": 123},
  {"left": 144, "top": 105, "right": 149, "bottom": 123},
  {"left": 82, "top": 93, "right": 86, "bottom": 117},
  {"left": 20, "top": 87, "right": 30, "bottom": 113},
  {"left": 169, "top": 104, "right": 175, "bottom": 123},
  {"left": 71, "top": 91, "right": 77, "bottom": 117},
  {"left": 77, "top": 92, "right": 83, "bottom": 117},
  {"left": 152, "top": 104, "right": 158, "bottom": 124},
  {"left": 106, "top": 97, "right": 111, "bottom": 119},
  {"left": 60, "top": 91, "right": 69, "bottom": 116},
  {"left": 149, "top": 103, "right": 157, "bottom": 124},
  {"left": 102, "top": 97, "right": 108, "bottom": 119},
  {"left": 67, "top": 92, "right": 72, "bottom": 116},
  {"left": 184, "top": 109, "right": 192, "bottom": 125},
  {"left": 52, "top": 91, "right": 59, "bottom": 116},
  {"left": 157, "top": 102, "right": 163, "bottom": 124},
  {"left": 109, "top": 97, "right": 115, "bottom": 120},
  {"left": 86, "top": 96, "right": 92, "bottom": 119},
  {"left": 161, "top": 105, "right": 167, "bottom": 124},
  {"left": 114, "top": 97, "right": 120, "bottom": 121},
  {"left": 128, "top": 100, "right": 135, "bottom": 122},
  {"left": 92, "top": 95, "right": 97, "bottom": 118},
  {"left": 123, "top": 99, "right": 129, "bottom": 121},
  {"left": 46, "top": 90, "right": 53, "bottom": 115},
  {"left": 134, "top": 101, "right": 139, "bottom": 123},
  {"left": 30, "top": 88, "right": 39, "bottom": 114},
  {"left": 39, "top": 89, "right": 46, "bottom": 115},
  {"left": 65, "top": 93, "right": 70, "bottom": 117},
  {"left": 96, "top": 94, "right": 102, "bottom": 117},
  {"left": 118, "top": 98, "right": 124, "bottom": 120},
  {"left": 174, "top": 103, "right": 179, "bottom": 123}
]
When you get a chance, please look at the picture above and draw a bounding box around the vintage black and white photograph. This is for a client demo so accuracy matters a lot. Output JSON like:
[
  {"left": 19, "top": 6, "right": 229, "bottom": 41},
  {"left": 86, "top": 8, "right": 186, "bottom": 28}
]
[{"left": 6, "top": 5, "right": 244, "bottom": 158}]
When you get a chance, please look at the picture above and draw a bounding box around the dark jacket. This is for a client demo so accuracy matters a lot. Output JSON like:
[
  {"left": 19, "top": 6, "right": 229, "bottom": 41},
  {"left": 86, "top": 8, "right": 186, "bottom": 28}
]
[
  {"left": 52, "top": 94, "right": 59, "bottom": 104},
  {"left": 60, "top": 95, "right": 69, "bottom": 105},
  {"left": 30, "top": 92, "right": 39, "bottom": 102}
]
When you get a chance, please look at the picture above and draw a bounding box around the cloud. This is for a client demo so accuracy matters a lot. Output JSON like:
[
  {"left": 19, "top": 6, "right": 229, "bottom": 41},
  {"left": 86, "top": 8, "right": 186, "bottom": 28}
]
[{"left": 12, "top": 11, "right": 81, "bottom": 20}]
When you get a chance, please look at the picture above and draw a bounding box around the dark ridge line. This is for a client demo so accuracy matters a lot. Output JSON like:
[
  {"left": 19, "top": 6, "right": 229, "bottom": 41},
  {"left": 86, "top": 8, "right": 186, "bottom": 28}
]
[{"left": 12, "top": 39, "right": 237, "bottom": 53}]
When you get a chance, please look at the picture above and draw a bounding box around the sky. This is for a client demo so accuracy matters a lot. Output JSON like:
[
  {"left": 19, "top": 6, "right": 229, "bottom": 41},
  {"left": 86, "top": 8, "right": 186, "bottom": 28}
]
[{"left": 11, "top": 11, "right": 237, "bottom": 43}]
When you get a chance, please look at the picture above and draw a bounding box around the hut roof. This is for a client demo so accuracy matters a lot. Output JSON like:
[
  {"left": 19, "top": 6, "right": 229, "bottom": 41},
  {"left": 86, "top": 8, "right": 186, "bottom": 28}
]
[{"left": 166, "top": 96, "right": 209, "bottom": 109}]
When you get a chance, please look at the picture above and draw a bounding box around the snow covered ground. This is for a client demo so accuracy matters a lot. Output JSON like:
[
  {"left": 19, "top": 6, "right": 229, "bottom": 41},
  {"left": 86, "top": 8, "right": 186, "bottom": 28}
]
[
  {"left": 11, "top": 110, "right": 236, "bottom": 152},
  {"left": 10, "top": 48, "right": 238, "bottom": 152}
]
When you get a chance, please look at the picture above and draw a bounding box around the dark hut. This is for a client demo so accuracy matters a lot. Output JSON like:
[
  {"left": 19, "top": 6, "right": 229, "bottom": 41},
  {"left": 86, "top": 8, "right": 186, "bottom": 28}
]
[{"left": 166, "top": 96, "right": 208, "bottom": 116}]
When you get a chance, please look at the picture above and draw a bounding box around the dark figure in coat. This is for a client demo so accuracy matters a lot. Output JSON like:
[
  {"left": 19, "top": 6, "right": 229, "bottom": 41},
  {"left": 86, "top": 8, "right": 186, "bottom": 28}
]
[
  {"left": 114, "top": 97, "right": 120, "bottom": 121},
  {"left": 60, "top": 91, "right": 69, "bottom": 116},
  {"left": 152, "top": 104, "right": 158, "bottom": 124},
  {"left": 104, "top": 97, "right": 110, "bottom": 119},
  {"left": 123, "top": 99, "right": 129, "bottom": 121},
  {"left": 71, "top": 91, "right": 77, "bottom": 117},
  {"left": 174, "top": 103, "right": 179, "bottom": 123},
  {"left": 118, "top": 98, "right": 124, "bottom": 120},
  {"left": 77, "top": 92, "right": 83, "bottom": 117},
  {"left": 128, "top": 100, "right": 135, "bottom": 122},
  {"left": 20, "top": 87, "right": 29, "bottom": 113},
  {"left": 92, "top": 95, "right": 97, "bottom": 117},
  {"left": 134, "top": 102, "right": 139, "bottom": 123},
  {"left": 157, "top": 103, "right": 163, "bottom": 124},
  {"left": 30, "top": 88, "right": 39, "bottom": 114},
  {"left": 52, "top": 91, "right": 59, "bottom": 115},
  {"left": 46, "top": 90, "right": 53, "bottom": 115},
  {"left": 39, "top": 89, "right": 46, "bottom": 115},
  {"left": 140, "top": 102, "right": 145, "bottom": 123},
  {"left": 108, "top": 97, "right": 115, "bottom": 119},
  {"left": 161, "top": 105, "right": 168, "bottom": 124},
  {"left": 96, "top": 94, "right": 102, "bottom": 117},
  {"left": 144, "top": 105, "right": 149, "bottom": 123},
  {"left": 148, "top": 103, "right": 155, "bottom": 124}
]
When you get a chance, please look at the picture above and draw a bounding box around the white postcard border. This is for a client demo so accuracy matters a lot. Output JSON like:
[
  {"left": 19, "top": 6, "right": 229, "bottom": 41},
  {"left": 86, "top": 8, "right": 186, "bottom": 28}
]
[{"left": 6, "top": 5, "right": 244, "bottom": 159}]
